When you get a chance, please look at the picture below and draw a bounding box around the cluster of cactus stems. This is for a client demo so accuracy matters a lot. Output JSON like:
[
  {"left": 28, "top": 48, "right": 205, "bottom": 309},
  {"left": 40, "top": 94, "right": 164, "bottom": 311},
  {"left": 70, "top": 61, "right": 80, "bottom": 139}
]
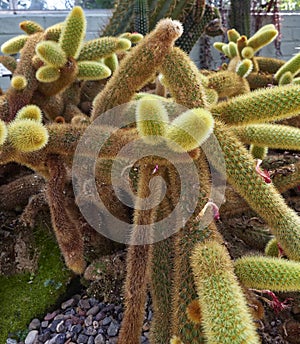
[{"left": 1, "top": 6, "right": 300, "bottom": 344}]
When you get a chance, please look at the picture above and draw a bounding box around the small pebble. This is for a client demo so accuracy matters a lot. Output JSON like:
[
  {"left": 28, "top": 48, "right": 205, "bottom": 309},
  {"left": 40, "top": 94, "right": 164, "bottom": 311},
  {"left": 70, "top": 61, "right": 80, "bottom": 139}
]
[
  {"left": 56, "top": 320, "right": 65, "bottom": 333},
  {"left": 54, "top": 314, "right": 65, "bottom": 321},
  {"left": 38, "top": 330, "right": 51, "bottom": 342},
  {"left": 28, "top": 318, "right": 41, "bottom": 330},
  {"left": 24, "top": 330, "right": 38, "bottom": 344},
  {"left": 84, "top": 314, "right": 93, "bottom": 327},
  {"left": 84, "top": 327, "right": 97, "bottom": 336},
  {"left": 54, "top": 333, "right": 66, "bottom": 344},
  {"left": 71, "top": 323, "right": 82, "bottom": 334},
  {"left": 102, "top": 316, "right": 111, "bottom": 326},
  {"left": 6, "top": 339, "right": 17, "bottom": 344},
  {"left": 87, "top": 336, "right": 95, "bottom": 344},
  {"left": 49, "top": 319, "right": 62, "bottom": 332},
  {"left": 95, "top": 312, "right": 105, "bottom": 321},
  {"left": 77, "top": 333, "right": 88, "bottom": 344},
  {"left": 89, "top": 298, "right": 99, "bottom": 307},
  {"left": 86, "top": 305, "right": 100, "bottom": 316},
  {"left": 61, "top": 298, "right": 76, "bottom": 310},
  {"left": 41, "top": 320, "right": 49, "bottom": 328},
  {"left": 79, "top": 299, "right": 91, "bottom": 310},
  {"left": 93, "top": 320, "right": 99, "bottom": 329},
  {"left": 94, "top": 334, "right": 105, "bottom": 344},
  {"left": 44, "top": 311, "right": 57, "bottom": 321},
  {"left": 107, "top": 320, "right": 119, "bottom": 337}
]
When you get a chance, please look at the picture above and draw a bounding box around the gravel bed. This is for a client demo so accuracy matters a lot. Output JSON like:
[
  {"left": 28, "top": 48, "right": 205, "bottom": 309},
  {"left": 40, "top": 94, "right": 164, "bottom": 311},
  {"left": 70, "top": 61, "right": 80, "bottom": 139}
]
[{"left": 7, "top": 295, "right": 152, "bottom": 344}]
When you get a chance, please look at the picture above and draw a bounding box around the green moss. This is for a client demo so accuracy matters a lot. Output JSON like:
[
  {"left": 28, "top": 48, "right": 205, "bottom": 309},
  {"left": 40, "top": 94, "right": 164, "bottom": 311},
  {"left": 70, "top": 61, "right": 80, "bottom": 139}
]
[{"left": 0, "top": 218, "right": 72, "bottom": 342}]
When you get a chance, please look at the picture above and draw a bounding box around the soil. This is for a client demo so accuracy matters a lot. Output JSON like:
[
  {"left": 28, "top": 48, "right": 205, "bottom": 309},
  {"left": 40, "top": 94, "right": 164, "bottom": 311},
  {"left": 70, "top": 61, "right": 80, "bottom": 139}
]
[{"left": 1, "top": 152, "right": 300, "bottom": 343}]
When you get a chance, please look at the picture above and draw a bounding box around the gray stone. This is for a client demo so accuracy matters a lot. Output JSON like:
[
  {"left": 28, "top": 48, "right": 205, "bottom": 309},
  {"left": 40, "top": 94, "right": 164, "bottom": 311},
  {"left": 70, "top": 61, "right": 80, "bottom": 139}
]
[
  {"left": 38, "top": 329, "right": 51, "bottom": 342},
  {"left": 84, "top": 326, "right": 97, "bottom": 336},
  {"left": 86, "top": 305, "right": 100, "bottom": 316},
  {"left": 54, "top": 333, "right": 66, "bottom": 344},
  {"left": 49, "top": 319, "right": 62, "bottom": 332},
  {"left": 71, "top": 323, "right": 82, "bottom": 334},
  {"left": 54, "top": 314, "right": 65, "bottom": 321},
  {"left": 88, "top": 298, "right": 98, "bottom": 307},
  {"left": 94, "top": 334, "right": 105, "bottom": 344},
  {"left": 6, "top": 339, "right": 17, "bottom": 344},
  {"left": 108, "top": 338, "right": 118, "bottom": 344},
  {"left": 56, "top": 320, "right": 65, "bottom": 333},
  {"left": 107, "top": 320, "right": 120, "bottom": 337},
  {"left": 101, "top": 316, "right": 111, "bottom": 326},
  {"left": 95, "top": 312, "right": 105, "bottom": 321},
  {"left": 24, "top": 330, "right": 38, "bottom": 344},
  {"left": 28, "top": 318, "right": 41, "bottom": 330},
  {"left": 41, "top": 320, "right": 49, "bottom": 328},
  {"left": 87, "top": 336, "right": 95, "bottom": 344},
  {"left": 141, "top": 335, "right": 148, "bottom": 343},
  {"left": 77, "top": 333, "right": 88, "bottom": 344},
  {"left": 84, "top": 314, "right": 93, "bottom": 327},
  {"left": 61, "top": 298, "right": 76, "bottom": 310},
  {"left": 79, "top": 299, "right": 91, "bottom": 310},
  {"left": 44, "top": 311, "right": 57, "bottom": 321}
]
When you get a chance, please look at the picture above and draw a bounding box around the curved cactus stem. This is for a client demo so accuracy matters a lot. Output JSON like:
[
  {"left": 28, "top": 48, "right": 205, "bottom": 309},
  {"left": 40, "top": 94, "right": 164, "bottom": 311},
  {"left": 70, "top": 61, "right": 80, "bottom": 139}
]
[{"left": 118, "top": 163, "right": 165, "bottom": 344}]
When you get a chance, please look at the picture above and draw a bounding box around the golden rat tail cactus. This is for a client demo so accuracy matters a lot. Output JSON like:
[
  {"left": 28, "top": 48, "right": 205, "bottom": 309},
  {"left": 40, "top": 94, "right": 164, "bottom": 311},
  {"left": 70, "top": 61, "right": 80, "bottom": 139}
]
[
  {"left": 91, "top": 18, "right": 183, "bottom": 119},
  {"left": 0, "top": 119, "right": 8, "bottom": 145},
  {"left": 165, "top": 108, "right": 214, "bottom": 152},
  {"left": 234, "top": 256, "right": 300, "bottom": 292},
  {"left": 191, "top": 240, "right": 260, "bottom": 344},
  {"left": 135, "top": 97, "right": 169, "bottom": 144},
  {"left": 7, "top": 105, "right": 48, "bottom": 152}
]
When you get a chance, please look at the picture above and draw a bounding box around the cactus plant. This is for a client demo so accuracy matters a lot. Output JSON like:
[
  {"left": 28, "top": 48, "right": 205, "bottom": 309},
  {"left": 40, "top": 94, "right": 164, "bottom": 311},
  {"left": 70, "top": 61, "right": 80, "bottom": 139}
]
[{"left": 1, "top": 8, "right": 300, "bottom": 344}]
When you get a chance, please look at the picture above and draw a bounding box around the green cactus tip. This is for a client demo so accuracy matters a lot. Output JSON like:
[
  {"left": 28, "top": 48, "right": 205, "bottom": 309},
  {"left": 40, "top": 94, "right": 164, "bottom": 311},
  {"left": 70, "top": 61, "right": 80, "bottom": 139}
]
[
  {"left": 165, "top": 108, "right": 214, "bottom": 152},
  {"left": 8, "top": 118, "right": 49, "bottom": 152},
  {"left": 15, "top": 104, "right": 43, "bottom": 122},
  {"left": 11, "top": 75, "right": 28, "bottom": 90},
  {"left": 136, "top": 97, "right": 169, "bottom": 144}
]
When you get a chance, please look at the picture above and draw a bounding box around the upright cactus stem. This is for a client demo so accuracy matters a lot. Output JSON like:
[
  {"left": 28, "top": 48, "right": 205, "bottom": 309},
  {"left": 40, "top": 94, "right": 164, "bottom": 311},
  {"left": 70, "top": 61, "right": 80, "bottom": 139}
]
[
  {"left": 91, "top": 18, "right": 183, "bottom": 120},
  {"left": 59, "top": 6, "right": 86, "bottom": 59},
  {"left": 134, "top": 0, "right": 149, "bottom": 35}
]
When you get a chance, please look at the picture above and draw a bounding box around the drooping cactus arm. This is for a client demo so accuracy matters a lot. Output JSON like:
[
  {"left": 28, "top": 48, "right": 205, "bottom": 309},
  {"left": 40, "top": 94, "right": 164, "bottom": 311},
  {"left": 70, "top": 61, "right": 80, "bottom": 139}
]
[
  {"left": 234, "top": 256, "right": 300, "bottom": 292},
  {"left": 170, "top": 155, "right": 223, "bottom": 343},
  {"left": 45, "top": 154, "right": 86, "bottom": 274},
  {"left": 149, "top": 165, "right": 180, "bottom": 344},
  {"left": 118, "top": 163, "right": 165, "bottom": 344},
  {"left": 213, "top": 120, "right": 300, "bottom": 261}
]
